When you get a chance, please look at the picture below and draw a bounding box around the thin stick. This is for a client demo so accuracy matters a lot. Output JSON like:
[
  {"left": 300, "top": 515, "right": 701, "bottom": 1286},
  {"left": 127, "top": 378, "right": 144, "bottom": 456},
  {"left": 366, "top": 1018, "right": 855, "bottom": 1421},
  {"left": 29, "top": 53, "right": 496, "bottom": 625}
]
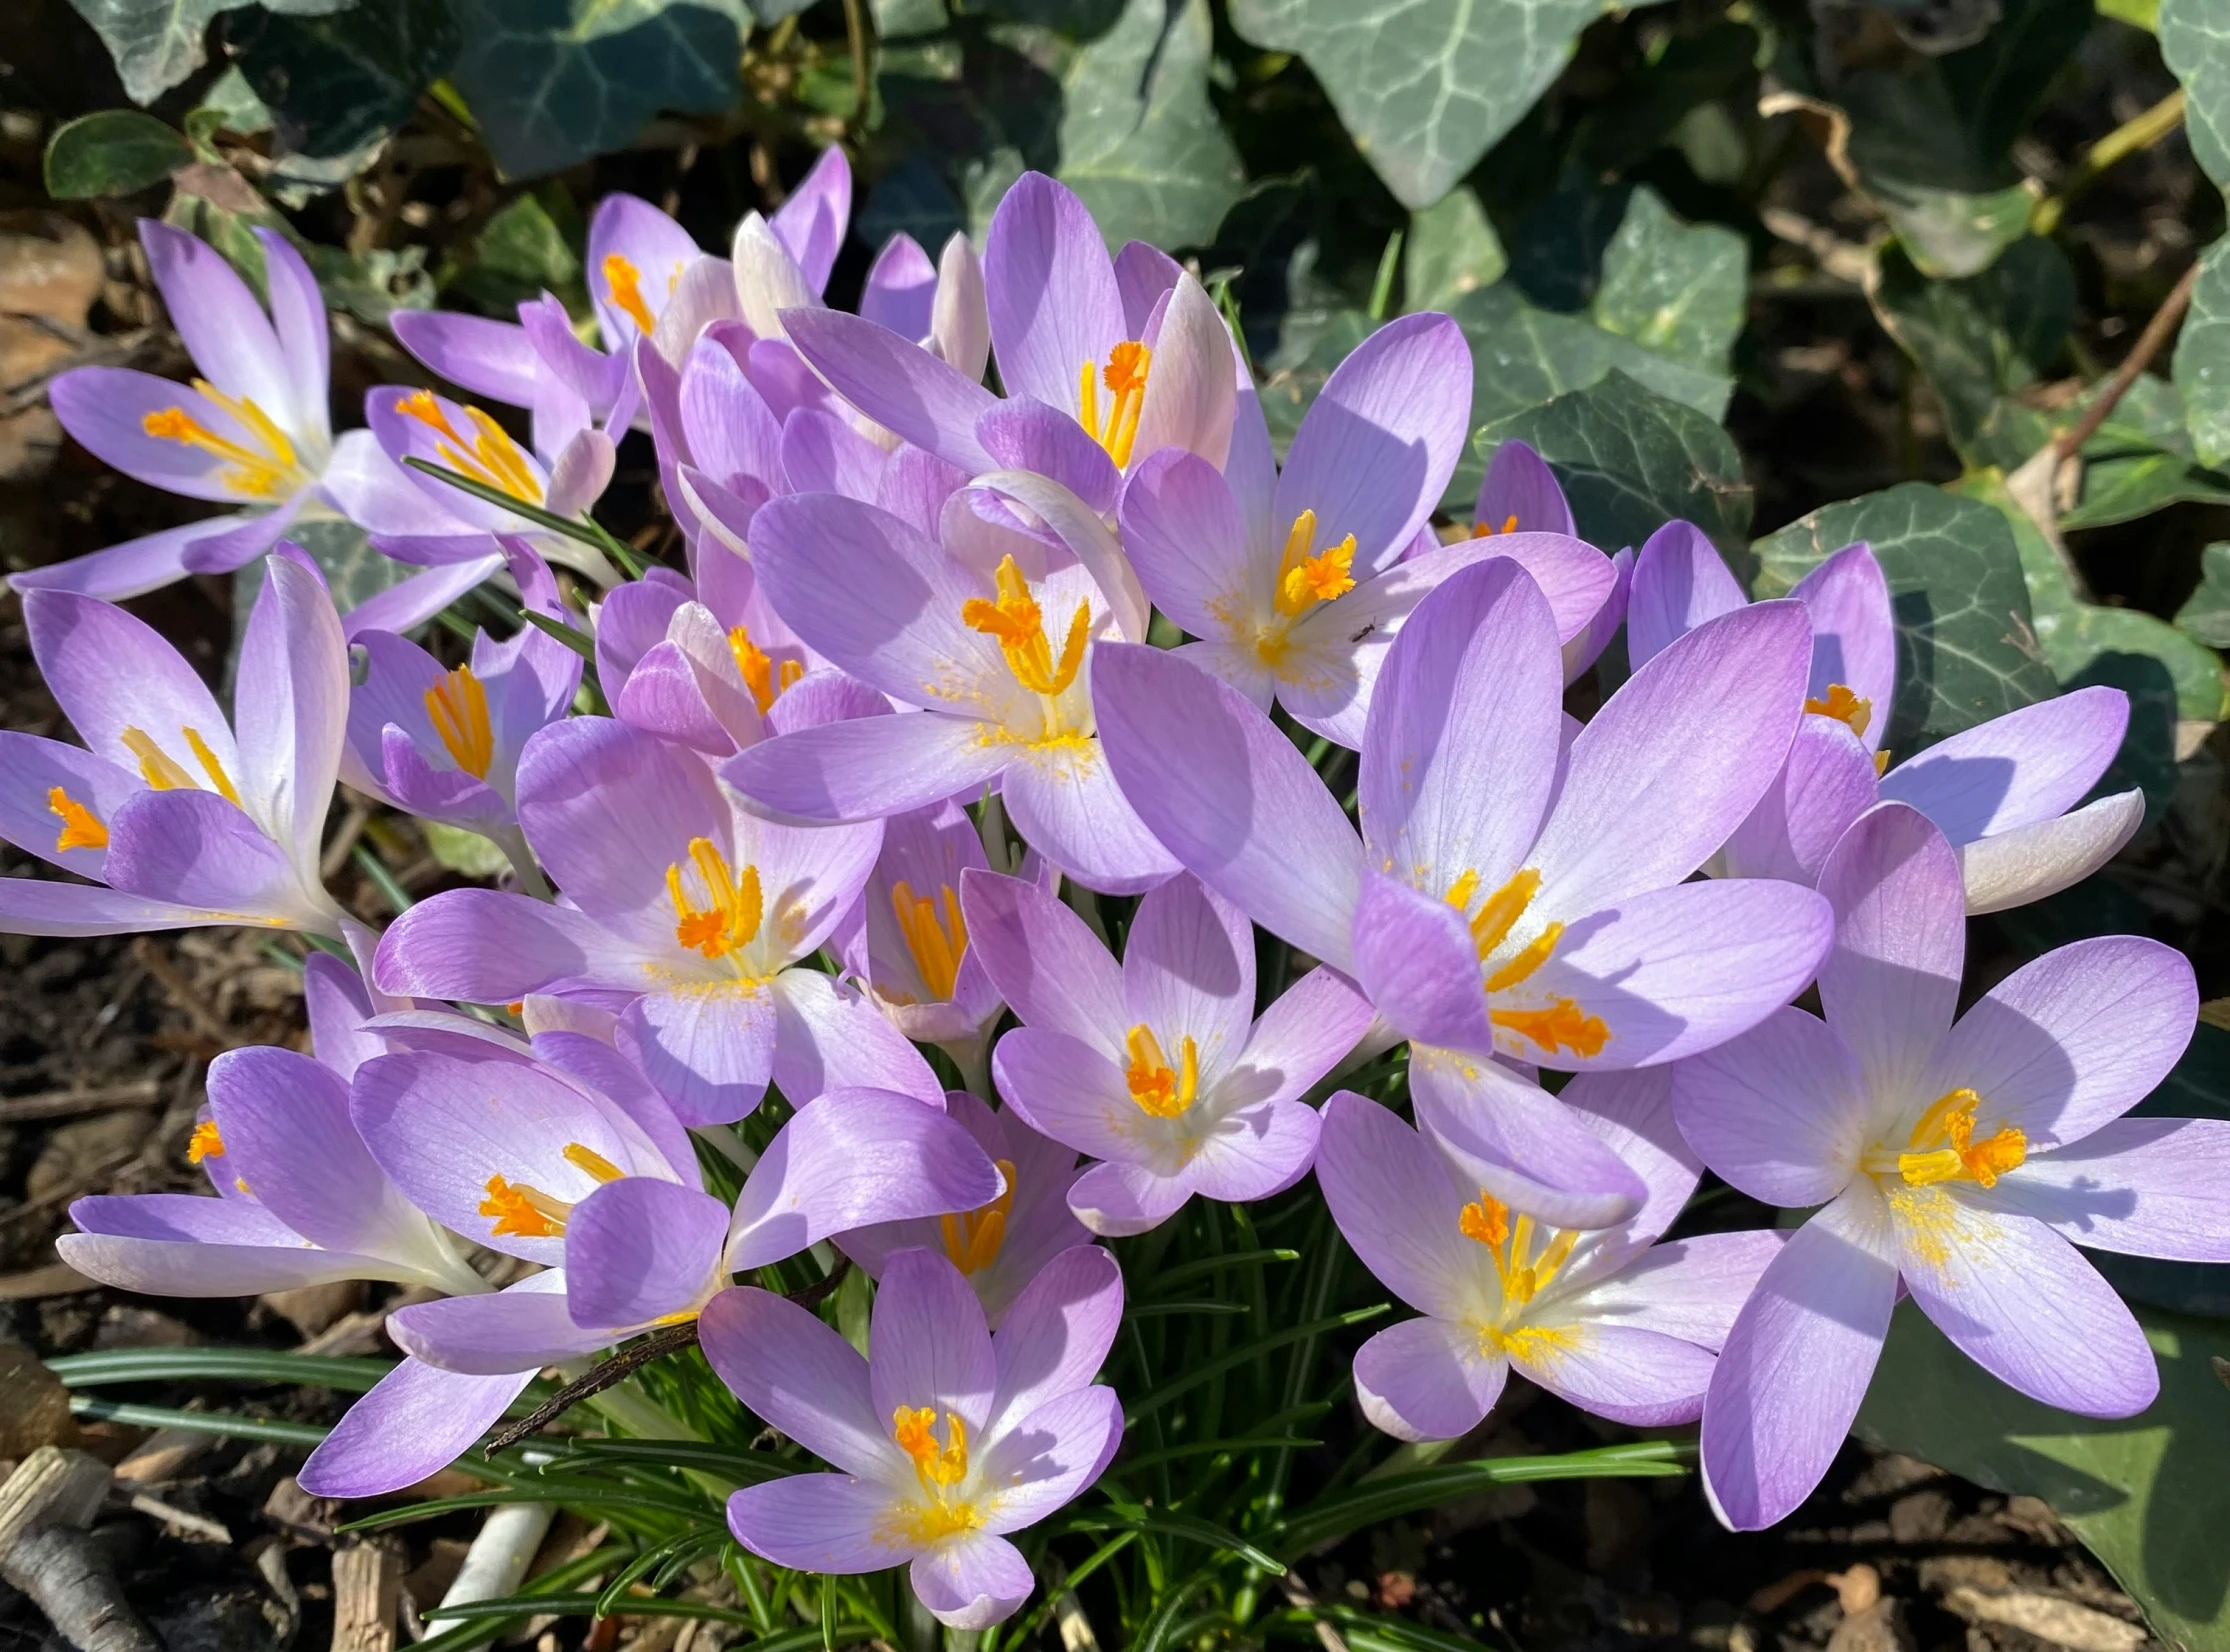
[
  {"left": 0, "top": 1079, "right": 160, "bottom": 1124},
  {"left": 841, "top": 0, "right": 873, "bottom": 131},
  {"left": 2055, "top": 260, "right": 2202, "bottom": 460}
]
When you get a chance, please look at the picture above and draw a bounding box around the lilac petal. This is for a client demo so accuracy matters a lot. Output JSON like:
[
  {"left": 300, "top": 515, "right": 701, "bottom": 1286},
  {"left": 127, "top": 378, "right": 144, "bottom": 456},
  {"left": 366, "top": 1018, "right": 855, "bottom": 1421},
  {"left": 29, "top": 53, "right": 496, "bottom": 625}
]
[
  {"left": 782, "top": 406, "right": 886, "bottom": 500},
  {"left": 178, "top": 495, "right": 307, "bottom": 576},
  {"left": 960, "top": 869, "right": 1125, "bottom": 1057},
  {"left": 596, "top": 576, "right": 691, "bottom": 688},
  {"left": 729, "top": 1089, "right": 1004, "bottom": 1269},
  {"left": 1925, "top": 934, "right": 2196, "bottom": 1148},
  {"left": 1518, "top": 878, "right": 1835, "bottom": 1070},
  {"left": 770, "top": 146, "right": 852, "bottom": 295},
  {"left": 1670, "top": 1006, "right": 1869, "bottom": 1207},
  {"left": 1878, "top": 686, "right": 2129, "bottom": 842},
  {"left": 1564, "top": 545, "right": 1633, "bottom": 682},
  {"left": 322, "top": 428, "right": 473, "bottom": 539},
  {"left": 870, "top": 1246, "right": 998, "bottom": 1441},
  {"left": 1411, "top": 1055, "right": 1649, "bottom": 1231},
  {"left": 544, "top": 428, "right": 615, "bottom": 516},
  {"left": 649, "top": 254, "right": 742, "bottom": 367},
  {"left": 986, "top": 1245, "right": 1122, "bottom": 1438},
  {"left": 141, "top": 221, "right": 291, "bottom": 423},
  {"left": 388, "top": 1273, "right": 606, "bottom": 1374},
  {"left": 880, "top": 443, "right": 970, "bottom": 537},
  {"left": 1897, "top": 1197, "right": 2156, "bottom": 1417},
  {"left": 23, "top": 587, "right": 233, "bottom": 773},
  {"left": 1114, "top": 241, "right": 1182, "bottom": 332},
  {"left": 1700, "top": 1186, "right": 1898, "bottom": 1531},
  {"left": 1233, "top": 966, "right": 1373, "bottom": 1107},
  {"left": 1989, "top": 1117, "right": 2230, "bottom": 1261},
  {"left": 973, "top": 1384, "right": 1123, "bottom": 1534},
  {"left": 1353, "top": 1317, "right": 1507, "bottom": 1443},
  {"left": 984, "top": 172, "right": 1124, "bottom": 414},
  {"left": 58, "top": 1195, "right": 392, "bottom": 1297},
  {"left": 782, "top": 309, "right": 998, "bottom": 473},
  {"left": 1123, "top": 875, "right": 1254, "bottom": 1077},
  {"left": 1117, "top": 448, "right": 1251, "bottom": 642},
  {"left": 1566, "top": 1229, "right": 1789, "bottom": 1350},
  {"left": 340, "top": 557, "right": 504, "bottom": 640},
  {"left": 531, "top": 1029, "right": 700, "bottom": 1189},
  {"left": 0, "top": 733, "right": 139, "bottom": 878},
  {"left": 1129, "top": 275, "right": 1235, "bottom": 472},
  {"left": 1716, "top": 717, "right": 1879, "bottom": 885},
  {"left": 303, "top": 950, "right": 384, "bottom": 1080},
  {"left": 1815, "top": 800, "right": 1966, "bottom": 1104},
  {"left": 770, "top": 967, "right": 943, "bottom": 1106},
  {"left": 297, "top": 1358, "right": 534, "bottom": 1498},
  {"left": 1624, "top": 520, "right": 1747, "bottom": 671},
  {"left": 1441, "top": 533, "right": 1618, "bottom": 649},
  {"left": 0, "top": 878, "right": 223, "bottom": 937},
  {"left": 699, "top": 1285, "right": 897, "bottom": 1479},
  {"left": 613, "top": 639, "right": 737, "bottom": 756},
  {"left": 990, "top": 1030, "right": 1141, "bottom": 1165},
  {"left": 1315, "top": 1090, "right": 1480, "bottom": 1319},
  {"left": 730, "top": 1476, "right": 916, "bottom": 1572},
  {"left": 254, "top": 230, "right": 330, "bottom": 441},
  {"left": 1960, "top": 790, "right": 2145, "bottom": 915},
  {"left": 564, "top": 1177, "right": 729, "bottom": 1330},
  {"left": 374, "top": 889, "right": 621, "bottom": 1002},
  {"left": 1275, "top": 314, "right": 1472, "bottom": 578},
  {"left": 1518, "top": 1322, "right": 1716, "bottom": 1428},
  {"left": 1555, "top": 1065, "right": 1700, "bottom": 1253},
  {"left": 1187, "top": 1100, "right": 1321, "bottom": 1201},
  {"left": 1353, "top": 870, "right": 1495, "bottom": 1055},
  {"left": 8, "top": 514, "right": 257, "bottom": 602},
  {"left": 912, "top": 1531, "right": 1035, "bottom": 1630},
  {"left": 682, "top": 327, "right": 785, "bottom": 485},
  {"left": 620, "top": 983, "right": 777, "bottom": 1126},
  {"left": 587, "top": 192, "right": 702, "bottom": 346},
  {"left": 976, "top": 399, "right": 1118, "bottom": 516},
  {"left": 49, "top": 368, "right": 261, "bottom": 500},
  {"left": 102, "top": 790, "right": 305, "bottom": 919},
  {"left": 390, "top": 310, "right": 542, "bottom": 406},
  {"left": 725, "top": 713, "right": 1009, "bottom": 824},
  {"left": 1475, "top": 438, "right": 1574, "bottom": 538},
  {"left": 1531, "top": 601, "right": 1811, "bottom": 918},
  {"left": 1789, "top": 544, "right": 1895, "bottom": 746},
  {"left": 1067, "top": 1157, "right": 1193, "bottom": 1237},
  {"left": 864, "top": 233, "right": 938, "bottom": 341},
  {"left": 234, "top": 548, "right": 346, "bottom": 875},
  {"left": 1358, "top": 556, "right": 1563, "bottom": 892},
  {"left": 999, "top": 735, "right": 1181, "bottom": 896},
  {"left": 1092, "top": 642, "right": 1361, "bottom": 969}
]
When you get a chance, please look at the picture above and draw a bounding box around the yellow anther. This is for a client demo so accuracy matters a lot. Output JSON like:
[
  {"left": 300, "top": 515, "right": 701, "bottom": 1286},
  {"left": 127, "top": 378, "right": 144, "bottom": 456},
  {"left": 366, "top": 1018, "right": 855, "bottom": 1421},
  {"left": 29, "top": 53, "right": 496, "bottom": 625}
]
[
  {"left": 120, "top": 725, "right": 241, "bottom": 806},
  {"left": 893, "top": 1406, "right": 970, "bottom": 1490},
  {"left": 891, "top": 880, "right": 968, "bottom": 1002},
  {"left": 562, "top": 1142, "right": 627, "bottom": 1183},
  {"left": 1472, "top": 513, "right": 1520, "bottom": 538},
  {"left": 1272, "top": 510, "right": 1357, "bottom": 617},
  {"left": 398, "top": 391, "right": 541, "bottom": 506},
  {"left": 186, "top": 1119, "right": 224, "bottom": 1164},
  {"left": 1485, "top": 922, "right": 1564, "bottom": 993},
  {"left": 424, "top": 664, "right": 494, "bottom": 780},
  {"left": 141, "top": 379, "right": 303, "bottom": 498},
  {"left": 665, "top": 837, "right": 763, "bottom": 961},
  {"left": 47, "top": 787, "right": 107, "bottom": 853},
  {"left": 1491, "top": 1000, "right": 1609, "bottom": 1059},
  {"left": 1803, "top": 682, "right": 1874, "bottom": 742},
  {"left": 1458, "top": 1193, "right": 1582, "bottom": 1313},
  {"left": 602, "top": 252, "right": 657, "bottom": 334},
  {"left": 1875, "top": 749, "right": 1891, "bottom": 777},
  {"left": 1895, "top": 1087, "right": 2027, "bottom": 1189},
  {"left": 727, "top": 626, "right": 804, "bottom": 717},
  {"left": 962, "top": 555, "right": 1091, "bottom": 701},
  {"left": 1077, "top": 341, "right": 1151, "bottom": 467},
  {"left": 1124, "top": 1024, "right": 1200, "bottom": 1119},
  {"left": 478, "top": 1173, "right": 570, "bottom": 1238},
  {"left": 941, "top": 1158, "right": 1017, "bottom": 1276}
]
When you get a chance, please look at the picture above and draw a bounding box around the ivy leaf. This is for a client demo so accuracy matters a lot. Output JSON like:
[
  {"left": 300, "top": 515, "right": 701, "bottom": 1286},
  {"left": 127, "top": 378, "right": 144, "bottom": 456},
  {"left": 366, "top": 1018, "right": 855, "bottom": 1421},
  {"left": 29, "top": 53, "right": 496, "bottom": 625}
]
[
  {"left": 1058, "top": 0, "right": 1244, "bottom": 250},
  {"left": 1753, "top": 483, "right": 2058, "bottom": 749},
  {"left": 63, "top": 0, "right": 352, "bottom": 107},
  {"left": 2062, "top": 379, "right": 2230, "bottom": 532},
  {"left": 1588, "top": 184, "right": 1747, "bottom": 377},
  {"left": 1225, "top": 0, "right": 1632, "bottom": 212},
  {"left": 2161, "top": 0, "right": 2230, "bottom": 189},
  {"left": 230, "top": 0, "right": 462, "bottom": 183},
  {"left": 1478, "top": 371, "right": 1753, "bottom": 556},
  {"left": 2176, "top": 543, "right": 2230, "bottom": 649},
  {"left": 43, "top": 110, "right": 193, "bottom": 199},
  {"left": 232, "top": 520, "right": 414, "bottom": 646},
  {"left": 447, "top": 0, "right": 744, "bottom": 180},
  {"left": 2174, "top": 241, "right": 2230, "bottom": 469},
  {"left": 440, "top": 188, "right": 583, "bottom": 315},
  {"left": 1856, "top": 1299, "right": 2230, "bottom": 1652},
  {"left": 1404, "top": 185, "right": 1505, "bottom": 315}
]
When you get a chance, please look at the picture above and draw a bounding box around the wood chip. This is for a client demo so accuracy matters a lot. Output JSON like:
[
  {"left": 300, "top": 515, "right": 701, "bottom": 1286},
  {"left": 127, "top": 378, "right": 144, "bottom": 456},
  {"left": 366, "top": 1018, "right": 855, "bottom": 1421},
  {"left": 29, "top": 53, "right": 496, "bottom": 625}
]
[
  {"left": 0, "top": 1079, "right": 161, "bottom": 1123},
  {"left": 125, "top": 1489, "right": 231, "bottom": 1545},
  {"left": 112, "top": 1427, "right": 210, "bottom": 1487},
  {"left": 0, "top": 1346, "right": 78, "bottom": 1456},
  {"left": 1942, "top": 1588, "right": 2148, "bottom": 1652},
  {"left": 0, "top": 1446, "right": 110, "bottom": 1549},
  {"left": 332, "top": 1540, "right": 405, "bottom": 1652},
  {"left": 0, "top": 1260, "right": 95, "bottom": 1300},
  {"left": 1831, "top": 1565, "right": 1882, "bottom": 1615}
]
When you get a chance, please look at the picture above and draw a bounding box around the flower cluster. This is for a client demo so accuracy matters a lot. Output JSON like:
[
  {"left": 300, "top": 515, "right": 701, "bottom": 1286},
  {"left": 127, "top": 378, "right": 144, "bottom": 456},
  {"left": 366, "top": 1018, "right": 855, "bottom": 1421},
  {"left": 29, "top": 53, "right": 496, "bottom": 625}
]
[{"left": 18, "top": 157, "right": 2230, "bottom": 1627}]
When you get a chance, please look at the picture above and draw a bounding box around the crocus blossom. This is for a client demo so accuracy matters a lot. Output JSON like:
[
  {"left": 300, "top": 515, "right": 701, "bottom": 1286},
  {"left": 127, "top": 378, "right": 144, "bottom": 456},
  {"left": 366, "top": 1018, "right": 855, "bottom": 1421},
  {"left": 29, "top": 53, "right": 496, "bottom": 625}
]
[
  {"left": 21, "top": 223, "right": 347, "bottom": 600},
  {"left": 722, "top": 490, "right": 1180, "bottom": 894},
  {"left": 374, "top": 714, "right": 934, "bottom": 1122},
  {"left": 0, "top": 550, "right": 348, "bottom": 938},
  {"left": 1671, "top": 801, "right": 2223, "bottom": 1530},
  {"left": 967, "top": 870, "right": 1374, "bottom": 1234},
  {"left": 1317, "top": 1071, "right": 1783, "bottom": 1440},
  {"left": 843, "top": 802, "right": 1010, "bottom": 1057},
  {"left": 709, "top": 1243, "right": 1124, "bottom": 1629},
  {"left": 1469, "top": 438, "right": 1632, "bottom": 682}
]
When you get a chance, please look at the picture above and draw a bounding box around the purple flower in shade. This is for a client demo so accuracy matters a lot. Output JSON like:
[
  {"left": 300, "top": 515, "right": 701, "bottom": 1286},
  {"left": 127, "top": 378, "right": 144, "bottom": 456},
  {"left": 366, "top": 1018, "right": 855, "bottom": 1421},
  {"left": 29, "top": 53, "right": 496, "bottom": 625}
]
[
  {"left": 964, "top": 870, "right": 1375, "bottom": 1235},
  {"left": 340, "top": 552, "right": 581, "bottom": 853},
  {"left": 0, "top": 551, "right": 349, "bottom": 939},
  {"left": 17, "top": 224, "right": 348, "bottom": 602},
  {"left": 719, "top": 491, "right": 1180, "bottom": 895},
  {"left": 836, "top": 1090, "right": 1088, "bottom": 1327},
  {"left": 1317, "top": 1070, "right": 1784, "bottom": 1441},
  {"left": 1670, "top": 802, "right": 2227, "bottom": 1531},
  {"left": 780, "top": 172, "right": 1237, "bottom": 515},
  {"left": 1631, "top": 526, "right": 2145, "bottom": 912},
  {"left": 373, "top": 714, "right": 936, "bottom": 1123},
  {"left": 842, "top": 802, "right": 1011, "bottom": 1056},
  {"left": 708, "top": 1244, "right": 1125, "bottom": 1630},
  {"left": 1118, "top": 326, "right": 1617, "bottom": 749},
  {"left": 1466, "top": 439, "right": 1633, "bottom": 683},
  {"left": 1092, "top": 556, "right": 1835, "bottom": 1228}
]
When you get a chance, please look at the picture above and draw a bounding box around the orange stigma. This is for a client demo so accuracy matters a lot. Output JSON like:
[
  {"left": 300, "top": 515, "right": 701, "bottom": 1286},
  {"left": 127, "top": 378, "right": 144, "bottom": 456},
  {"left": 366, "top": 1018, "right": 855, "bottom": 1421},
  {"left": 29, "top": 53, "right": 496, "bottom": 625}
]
[
  {"left": 140, "top": 380, "right": 304, "bottom": 499},
  {"left": 1078, "top": 341, "right": 1151, "bottom": 467},
  {"left": 941, "top": 1159, "right": 1017, "bottom": 1275},
  {"left": 1471, "top": 513, "right": 1520, "bottom": 537},
  {"left": 397, "top": 391, "right": 541, "bottom": 506},
  {"left": 186, "top": 1119, "right": 225, "bottom": 1164},
  {"left": 1895, "top": 1088, "right": 2027, "bottom": 1188},
  {"left": 1803, "top": 682, "right": 1874, "bottom": 742},
  {"left": 891, "top": 880, "right": 968, "bottom": 1002},
  {"left": 602, "top": 252, "right": 657, "bottom": 334},
  {"left": 727, "top": 626, "right": 804, "bottom": 716},
  {"left": 47, "top": 787, "right": 107, "bottom": 853},
  {"left": 962, "top": 556, "right": 1091, "bottom": 702},
  {"left": 1124, "top": 1024, "right": 1199, "bottom": 1118},
  {"left": 478, "top": 1173, "right": 569, "bottom": 1238},
  {"left": 424, "top": 664, "right": 494, "bottom": 779},
  {"left": 666, "top": 837, "right": 763, "bottom": 962},
  {"left": 1273, "top": 510, "right": 1358, "bottom": 616}
]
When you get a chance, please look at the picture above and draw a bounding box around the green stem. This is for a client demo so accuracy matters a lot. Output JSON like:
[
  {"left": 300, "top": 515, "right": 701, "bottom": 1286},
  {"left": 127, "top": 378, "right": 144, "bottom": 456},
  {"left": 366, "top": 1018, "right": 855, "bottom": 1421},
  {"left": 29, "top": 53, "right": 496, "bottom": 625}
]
[{"left": 2032, "top": 88, "right": 2185, "bottom": 236}]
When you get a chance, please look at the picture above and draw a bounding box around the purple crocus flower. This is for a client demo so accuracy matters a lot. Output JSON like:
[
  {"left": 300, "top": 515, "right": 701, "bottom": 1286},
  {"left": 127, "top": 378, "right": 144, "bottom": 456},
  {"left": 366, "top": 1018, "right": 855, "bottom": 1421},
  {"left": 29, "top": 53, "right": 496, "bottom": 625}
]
[
  {"left": 340, "top": 552, "right": 581, "bottom": 855},
  {"left": 781, "top": 172, "right": 1236, "bottom": 513},
  {"left": 720, "top": 491, "right": 1179, "bottom": 894},
  {"left": 1318, "top": 1071, "right": 1783, "bottom": 1441},
  {"left": 965, "top": 870, "right": 1374, "bottom": 1235},
  {"left": 709, "top": 1244, "right": 1125, "bottom": 1629},
  {"left": 1633, "top": 526, "right": 2145, "bottom": 911},
  {"left": 373, "top": 714, "right": 934, "bottom": 1122},
  {"left": 836, "top": 1090, "right": 1088, "bottom": 1326},
  {"left": 19, "top": 224, "right": 348, "bottom": 601},
  {"left": 1467, "top": 439, "right": 1633, "bottom": 682},
  {"left": 842, "top": 802, "right": 1010, "bottom": 1056},
  {"left": 1670, "top": 802, "right": 2223, "bottom": 1531},
  {"left": 0, "top": 550, "right": 349, "bottom": 938},
  {"left": 1092, "top": 557, "right": 1834, "bottom": 1225},
  {"left": 1118, "top": 325, "right": 1616, "bottom": 747}
]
